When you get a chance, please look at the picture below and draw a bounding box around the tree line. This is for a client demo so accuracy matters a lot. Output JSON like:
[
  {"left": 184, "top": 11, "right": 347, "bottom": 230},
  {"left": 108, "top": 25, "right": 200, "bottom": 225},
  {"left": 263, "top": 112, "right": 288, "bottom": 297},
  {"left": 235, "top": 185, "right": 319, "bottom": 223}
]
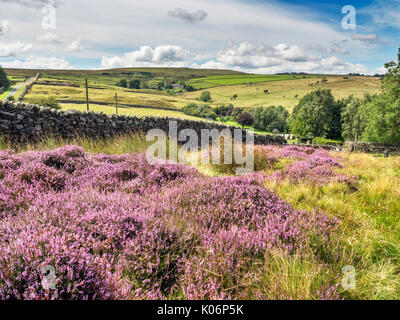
[{"left": 0, "top": 67, "right": 11, "bottom": 90}]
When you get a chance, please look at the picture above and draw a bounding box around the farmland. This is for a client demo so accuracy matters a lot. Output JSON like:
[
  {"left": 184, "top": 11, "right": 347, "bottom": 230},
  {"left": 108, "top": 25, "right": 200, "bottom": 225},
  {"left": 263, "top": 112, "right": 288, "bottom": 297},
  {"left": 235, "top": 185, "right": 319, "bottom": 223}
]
[
  {"left": 182, "top": 75, "right": 382, "bottom": 111},
  {"left": 59, "top": 103, "right": 205, "bottom": 120},
  {"left": 187, "top": 74, "right": 312, "bottom": 89},
  {"left": 3, "top": 68, "right": 382, "bottom": 124}
]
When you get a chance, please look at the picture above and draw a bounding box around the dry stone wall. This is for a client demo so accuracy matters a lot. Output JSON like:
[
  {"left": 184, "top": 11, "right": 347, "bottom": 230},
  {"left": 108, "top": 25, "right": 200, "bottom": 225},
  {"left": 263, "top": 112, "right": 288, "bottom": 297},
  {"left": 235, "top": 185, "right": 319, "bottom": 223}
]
[
  {"left": 0, "top": 101, "right": 286, "bottom": 145},
  {"left": 344, "top": 141, "right": 400, "bottom": 155}
]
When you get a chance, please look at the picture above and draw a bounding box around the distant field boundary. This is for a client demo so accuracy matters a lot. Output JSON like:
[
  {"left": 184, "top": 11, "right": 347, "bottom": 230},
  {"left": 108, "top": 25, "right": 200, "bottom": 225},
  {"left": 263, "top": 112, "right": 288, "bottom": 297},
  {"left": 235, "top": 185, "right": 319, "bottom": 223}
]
[
  {"left": 0, "top": 101, "right": 286, "bottom": 146},
  {"left": 57, "top": 99, "right": 180, "bottom": 112}
]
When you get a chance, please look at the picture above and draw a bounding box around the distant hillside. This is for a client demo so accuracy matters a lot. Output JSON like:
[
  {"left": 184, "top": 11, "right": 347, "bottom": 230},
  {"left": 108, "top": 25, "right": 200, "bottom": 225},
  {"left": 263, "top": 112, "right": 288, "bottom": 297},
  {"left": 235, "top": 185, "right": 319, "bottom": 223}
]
[{"left": 4, "top": 67, "right": 246, "bottom": 81}]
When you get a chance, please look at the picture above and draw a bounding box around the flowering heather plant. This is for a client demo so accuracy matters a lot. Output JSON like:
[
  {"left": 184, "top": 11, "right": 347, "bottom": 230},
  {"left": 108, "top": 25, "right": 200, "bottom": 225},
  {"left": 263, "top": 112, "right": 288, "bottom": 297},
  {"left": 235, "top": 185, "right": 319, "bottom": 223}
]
[
  {"left": 267, "top": 146, "right": 357, "bottom": 186},
  {"left": 0, "top": 146, "right": 340, "bottom": 300}
]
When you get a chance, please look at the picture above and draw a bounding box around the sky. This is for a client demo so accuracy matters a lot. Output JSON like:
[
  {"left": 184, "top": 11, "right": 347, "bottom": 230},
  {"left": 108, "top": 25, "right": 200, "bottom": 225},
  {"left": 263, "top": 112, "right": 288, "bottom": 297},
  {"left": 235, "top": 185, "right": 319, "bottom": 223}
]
[{"left": 0, "top": 0, "right": 398, "bottom": 74}]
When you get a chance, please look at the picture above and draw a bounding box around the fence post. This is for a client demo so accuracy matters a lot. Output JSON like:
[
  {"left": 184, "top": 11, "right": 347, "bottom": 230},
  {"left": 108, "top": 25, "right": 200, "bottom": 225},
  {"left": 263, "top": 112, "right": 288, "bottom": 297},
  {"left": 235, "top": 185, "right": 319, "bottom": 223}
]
[
  {"left": 115, "top": 92, "right": 118, "bottom": 115},
  {"left": 85, "top": 78, "right": 90, "bottom": 111}
]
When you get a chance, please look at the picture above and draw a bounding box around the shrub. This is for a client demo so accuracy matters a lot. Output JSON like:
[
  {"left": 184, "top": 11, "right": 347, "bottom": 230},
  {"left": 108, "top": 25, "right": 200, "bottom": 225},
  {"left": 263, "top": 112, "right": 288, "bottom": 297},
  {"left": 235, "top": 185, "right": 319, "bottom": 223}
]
[
  {"left": 182, "top": 103, "right": 217, "bottom": 120},
  {"left": 28, "top": 97, "right": 61, "bottom": 110},
  {"left": 199, "top": 91, "right": 212, "bottom": 102},
  {"left": 236, "top": 112, "right": 254, "bottom": 128},
  {"left": 115, "top": 79, "right": 128, "bottom": 88},
  {"left": 128, "top": 80, "right": 140, "bottom": 89},
  {"left": 215, "top": 104, "right": 234, "bottom": 117}
]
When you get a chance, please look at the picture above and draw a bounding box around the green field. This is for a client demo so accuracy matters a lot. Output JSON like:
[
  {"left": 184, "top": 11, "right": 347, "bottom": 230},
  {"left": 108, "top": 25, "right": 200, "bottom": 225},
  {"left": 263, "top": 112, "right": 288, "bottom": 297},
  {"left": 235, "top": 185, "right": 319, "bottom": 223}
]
[
  {"left": 5, "top": 67, "right": 244, "bottom": 81},
  {"left": 183, "top": 76, "right": 382, "bottom": 111},
  {"left": 188, "top": 74, "right": 311, "bottom": 89},
  {"left": 60, "top": 103, "right": 204, "bottom": 121},
  {"left": 3, "top": 68, "right": 382, "bottom": 118}
]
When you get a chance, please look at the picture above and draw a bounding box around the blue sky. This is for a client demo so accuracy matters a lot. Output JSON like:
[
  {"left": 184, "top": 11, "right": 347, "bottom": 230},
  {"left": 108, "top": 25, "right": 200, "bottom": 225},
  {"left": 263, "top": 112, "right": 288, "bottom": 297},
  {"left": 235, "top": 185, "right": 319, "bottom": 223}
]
[{"left": 0, "top": 0, "right": 398, "bottom": 74}]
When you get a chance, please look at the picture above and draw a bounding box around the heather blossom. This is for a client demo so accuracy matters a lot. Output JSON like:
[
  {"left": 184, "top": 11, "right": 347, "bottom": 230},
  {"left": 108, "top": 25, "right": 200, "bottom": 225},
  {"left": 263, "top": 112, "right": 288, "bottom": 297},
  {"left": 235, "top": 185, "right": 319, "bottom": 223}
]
[{"left": 0, "top": 146, "right": 341, "bottom": 300}]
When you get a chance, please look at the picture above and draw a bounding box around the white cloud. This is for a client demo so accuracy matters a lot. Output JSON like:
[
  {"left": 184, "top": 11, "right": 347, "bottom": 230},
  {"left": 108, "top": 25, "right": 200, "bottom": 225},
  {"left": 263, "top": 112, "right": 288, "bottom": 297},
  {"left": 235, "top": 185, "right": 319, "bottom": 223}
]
[
  {"left": 66, "top": 38, "right": 84, "bottom": 52},
  {"left": 0, "top": 42, "right": 32, "bottom": 57},
  {"left": 350, "top": 34, "right": 380, "bottom": 44},
  {"left": 195, "top": 41, "right": 368, "bottom": 75},
  {"left": 168, "top": 8, "right": 208, "bottom": 23},
  {"left": 308, "top": 43, "right": 348, "bottom": 55},
  {"left": 0, "top": 0, "right": 60, "bottom": 8},
  {"left": 375, "top": 66, "right": 388, "bottom": 74},
  {"left": 37, "top": 32, "right": 65, "bottom": 44},
  {"left": 37, "top": 33, "right": 64, "bottom": 44},
  {"left": 0, "top": 21, "right": 11, "bottom": 36},
  {"left": 101, "top": 45, "right": 190, "bottom": 68},
  {"left": 370, "top": 0, "right": 400, "bottom": 28},
  {"left": 1, "top": 55, "right": 72, "bottom": 69}
]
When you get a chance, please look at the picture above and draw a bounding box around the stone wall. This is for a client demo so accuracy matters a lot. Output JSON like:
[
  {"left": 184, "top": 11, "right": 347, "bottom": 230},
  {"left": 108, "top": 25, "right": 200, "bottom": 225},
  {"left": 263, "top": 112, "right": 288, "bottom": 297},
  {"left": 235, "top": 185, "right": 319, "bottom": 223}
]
[
  {"left": 18, "top": 73, "right": 40, "bottom": 102},
  {"left": 344, "top": 141, "right": 400, "bottom": 155},
  {"left": 0, "top": 101, "right": 286, "bottom": 145}
]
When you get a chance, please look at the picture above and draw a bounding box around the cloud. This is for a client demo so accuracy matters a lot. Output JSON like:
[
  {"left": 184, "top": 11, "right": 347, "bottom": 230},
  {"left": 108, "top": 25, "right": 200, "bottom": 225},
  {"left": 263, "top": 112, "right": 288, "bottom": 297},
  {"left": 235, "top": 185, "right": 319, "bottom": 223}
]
[
  {"left": 101, "top": 45, "right": 190, "bottom": 68},
  {"left": 37, "top": 32, "right": 64, "bottom": 44},
  {"left": 214, "top": 42, "right": 314, "bottom": 68},
  {"left": 351, "top": 34, "right": 380, "bottom": 44},
  {"left": 168, "top": 8, "right": 208, "bottom": 23},
  {"left": 0, "top": 55, "right": 72, "bottom": 69},
  {"left": 66, "top": 38, "right": 84, "bottom": 52},
  {"left": 195, "top": 41, "right": 368, "bottom": 74},
  {"left": 0, "top": 0, "right": 60, "bottom": 8},
  {"left": 375, "top": 66, "right": 388, "bottom": 74},
  {"left": 0, "top": 42, "right": 32, "bottom": 57},
  {"left": 0, "top": 21, "right": 11, "bottom": 36},
  {"left": 370, "top": 0, "right": 400, "bottom": 28},
  {"left": 307, "top": 43, "right": 348, "bottom": 55}
]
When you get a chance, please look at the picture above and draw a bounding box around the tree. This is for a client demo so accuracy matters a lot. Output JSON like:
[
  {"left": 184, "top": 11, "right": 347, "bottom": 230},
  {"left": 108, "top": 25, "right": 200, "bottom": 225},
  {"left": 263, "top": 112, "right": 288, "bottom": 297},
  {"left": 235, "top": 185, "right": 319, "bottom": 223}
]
[
  {"left": 140, "top": 82, "right": 149, "bottom": 89},
  {"left": 341, "top": 95, "right": 372, "bottom": 141},
  {"left": 358, "top": 48, "right": 400, "bottom": 143},
  {"left": 0, "top": 66, "right": 10, "bottom": 90},
  {"left": 128, "top": 79, "right": 141, "bottom": 89},
  {"left": 199, "top": 91, "right": 212, "bottom": 102},
  {"left": 215, "top": 104, "right": 234, "bottom": 117},
  {"left": 184, "top": 84, "right": 195, "bottom": 92},
  {"left": 290, "top": 89, "right": 342, "bottom": 139},
  {"left": 181, "top": 103, "right": 217, "bottom": 120},
  {"left": 115, "top": 79, "right": 127, "bottom": 88},
  {"left": 236, "top": 112, "right": 254, "bottom": 128},
  {"left": 157, "top": 82, "right": 164, "bottom": 90},
  {"left": 250, "top": 105, "right": 289, "bottom": 132}
]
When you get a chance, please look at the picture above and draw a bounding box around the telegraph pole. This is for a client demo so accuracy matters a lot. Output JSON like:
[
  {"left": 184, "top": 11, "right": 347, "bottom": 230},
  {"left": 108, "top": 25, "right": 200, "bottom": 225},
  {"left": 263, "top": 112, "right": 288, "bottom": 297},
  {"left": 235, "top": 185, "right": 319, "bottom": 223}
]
[
  {"left": 115, "top": 92, "right": 118, "bottom": 115},
  {"left": 85, "top": 78, "right": 90, "bottom": 111}
]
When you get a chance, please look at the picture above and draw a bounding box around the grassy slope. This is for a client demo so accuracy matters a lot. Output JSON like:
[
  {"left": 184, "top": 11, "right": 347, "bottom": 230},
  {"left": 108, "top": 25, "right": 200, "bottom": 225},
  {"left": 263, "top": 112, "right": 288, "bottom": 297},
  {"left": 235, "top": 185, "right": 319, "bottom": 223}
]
[
  {"left": 5, "top": 69, "right": 382, "bottom": 133},
  {"left": 60, "top": 103, "right": 205, "bottom": 121},
  {"left": 264, "top": 153, "right": 400, "bottom": 299},
  {"left": 188, "top": 74, "right": 311, "bottom": 89},
  {"left": 4, "top": 67, "right": 245, "bottom": 80},
  {"left": 182, "top": 76, "right": 382, "bottom": 111}
]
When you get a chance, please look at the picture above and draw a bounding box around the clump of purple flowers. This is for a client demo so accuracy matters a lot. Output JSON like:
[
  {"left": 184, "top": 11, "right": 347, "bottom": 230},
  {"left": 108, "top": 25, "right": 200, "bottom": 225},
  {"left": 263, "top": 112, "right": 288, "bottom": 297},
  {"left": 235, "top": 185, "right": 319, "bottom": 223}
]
[
  {"left": 265, "top": 145, "right": 357, "bottom": 186},
  {"left": 0, "top": 146, "right": 340, "bottom": 300}
]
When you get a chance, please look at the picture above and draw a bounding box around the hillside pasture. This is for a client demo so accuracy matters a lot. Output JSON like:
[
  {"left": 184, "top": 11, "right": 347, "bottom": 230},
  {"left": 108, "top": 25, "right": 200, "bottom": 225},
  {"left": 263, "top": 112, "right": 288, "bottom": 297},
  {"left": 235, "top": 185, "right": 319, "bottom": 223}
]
[
  {"left": 187, "top": 74, "right": 310, "bottom": 89},
  {"left": 25, "top": 83, "right": 199, "bottom": 110},
  {"left": 59, "top": 103, "right": 204, "bottom": 120},
  {"left": 183, "top": 76, "right": 382, "bottom": 111}
]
